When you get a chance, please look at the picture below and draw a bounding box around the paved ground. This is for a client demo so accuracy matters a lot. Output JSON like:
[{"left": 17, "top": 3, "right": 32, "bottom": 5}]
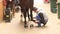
[{"left": 0, "top": 3, "right": 60, "bottom": 34}]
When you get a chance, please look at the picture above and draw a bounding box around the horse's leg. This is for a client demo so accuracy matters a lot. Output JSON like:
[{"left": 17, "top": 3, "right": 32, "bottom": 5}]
[
  {"left": 30, "top": 8, "right": 33, "bottom": 21},
  {"left": 24, "top": 11, "right": 28, "bottom": 28},
  {"left": 22, "top": 7, "right": 28, "bottom": 28},
  {"left": 26, "top": 8, "right": 30, "bottom": 21}
]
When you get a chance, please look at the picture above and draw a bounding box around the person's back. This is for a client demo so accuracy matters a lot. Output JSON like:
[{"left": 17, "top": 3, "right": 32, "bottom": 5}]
[
  {"left": 37, "top": 8, "right": 48, "bottom": 26},
  {"left": 37, "top": 8, "right": 48, "bottom": 21}
]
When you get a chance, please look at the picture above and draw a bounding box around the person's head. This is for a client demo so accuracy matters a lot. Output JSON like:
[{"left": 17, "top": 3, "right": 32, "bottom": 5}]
[{"left": 32, "top": 7, "right": 37, "bottom": 12}]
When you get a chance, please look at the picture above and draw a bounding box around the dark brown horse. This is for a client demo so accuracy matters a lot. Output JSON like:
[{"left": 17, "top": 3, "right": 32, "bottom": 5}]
[{"left": 20, "top": 0, "right": 34, "bottom": 28}]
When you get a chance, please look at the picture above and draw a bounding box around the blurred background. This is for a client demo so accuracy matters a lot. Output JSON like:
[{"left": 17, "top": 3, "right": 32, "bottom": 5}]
[{"left": 0, "top": 0, "right": 60, "bottom": 34}]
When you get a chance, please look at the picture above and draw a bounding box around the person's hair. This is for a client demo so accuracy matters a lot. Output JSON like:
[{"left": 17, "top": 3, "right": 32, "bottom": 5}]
[{"left": 32, "top": 7, "right": 37, "bottom": 11}]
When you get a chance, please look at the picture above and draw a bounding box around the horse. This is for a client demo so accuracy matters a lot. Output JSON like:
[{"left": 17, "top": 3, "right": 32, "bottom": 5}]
[{"left": 19, "top": 0, "right": 34, "bottom": 28}]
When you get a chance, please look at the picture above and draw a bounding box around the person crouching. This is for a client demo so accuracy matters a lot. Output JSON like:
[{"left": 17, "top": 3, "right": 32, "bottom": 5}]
[{"left": 32, "top": 7, "right": 48, "bottom": 27}]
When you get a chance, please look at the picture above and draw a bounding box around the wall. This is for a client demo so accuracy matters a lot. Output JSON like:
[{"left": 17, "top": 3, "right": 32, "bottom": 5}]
[{"left": 0, "top": 0, "right": 3, "bottom": 22}]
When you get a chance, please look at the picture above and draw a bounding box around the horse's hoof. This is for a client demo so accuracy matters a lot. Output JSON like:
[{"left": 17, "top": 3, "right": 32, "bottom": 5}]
[
  {"left": 30, "top": 24, "right": 34, "bottom": 28},
  {"left": 24, "top": 25, "right": 28, "bottom": 28}
]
